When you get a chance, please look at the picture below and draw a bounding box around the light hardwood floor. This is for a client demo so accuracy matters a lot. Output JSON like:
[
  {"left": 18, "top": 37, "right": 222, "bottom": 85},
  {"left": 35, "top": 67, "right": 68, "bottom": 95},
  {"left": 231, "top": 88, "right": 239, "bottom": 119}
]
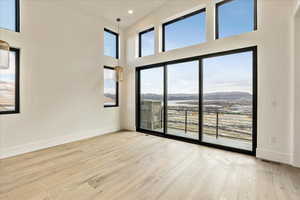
[{"left": 0, "top": 131, "right": 299, "bottom": 200}]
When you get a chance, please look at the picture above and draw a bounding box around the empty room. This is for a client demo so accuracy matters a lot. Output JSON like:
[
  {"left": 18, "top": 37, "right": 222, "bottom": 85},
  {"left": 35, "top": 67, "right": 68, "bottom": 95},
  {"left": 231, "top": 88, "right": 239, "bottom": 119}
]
[{"left": 0, "top": 0, "right": 300, "bottom": 199}]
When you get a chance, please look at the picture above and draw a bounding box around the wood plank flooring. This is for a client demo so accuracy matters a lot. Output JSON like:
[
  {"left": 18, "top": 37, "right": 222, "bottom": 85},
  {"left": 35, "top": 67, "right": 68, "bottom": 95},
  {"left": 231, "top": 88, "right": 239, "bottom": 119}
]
[{"left": 0, "top": 131, "right": 299, "bottom": 200}]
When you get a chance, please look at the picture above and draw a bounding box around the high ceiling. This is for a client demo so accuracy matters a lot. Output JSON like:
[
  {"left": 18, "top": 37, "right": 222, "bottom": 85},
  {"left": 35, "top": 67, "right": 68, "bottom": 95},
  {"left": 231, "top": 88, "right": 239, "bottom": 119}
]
[{"left": 75, "top": 0, "right": 170, "bottom": 27}]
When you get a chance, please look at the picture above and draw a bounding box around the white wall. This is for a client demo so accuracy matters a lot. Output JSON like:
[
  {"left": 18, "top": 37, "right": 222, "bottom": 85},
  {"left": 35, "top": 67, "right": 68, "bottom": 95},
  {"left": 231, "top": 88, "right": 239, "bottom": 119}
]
[
  {"left": 293, "top": 3, "right": 300, "bottom": 167},
  {"left": 0, "top": 0, "right": 124, "bottom": 158},
  {"left": 123, "top": 0, "right": 297, "bottom": 166}
]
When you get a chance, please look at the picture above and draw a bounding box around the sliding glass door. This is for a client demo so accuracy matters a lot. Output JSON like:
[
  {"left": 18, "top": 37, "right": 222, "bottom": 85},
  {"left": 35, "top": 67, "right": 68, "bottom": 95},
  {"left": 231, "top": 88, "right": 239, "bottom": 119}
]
[
  {"left": 201, "top": 51, "right": 254, "bottom": 151},
  {"left": 139, "top": 67, "right": 164, "bottom": 133},
  {"left": 136, "top": 47, "right": 256, "bottom": 154},
  {"left": 166, "top": 61, "right": 199, "bottom": 140}
]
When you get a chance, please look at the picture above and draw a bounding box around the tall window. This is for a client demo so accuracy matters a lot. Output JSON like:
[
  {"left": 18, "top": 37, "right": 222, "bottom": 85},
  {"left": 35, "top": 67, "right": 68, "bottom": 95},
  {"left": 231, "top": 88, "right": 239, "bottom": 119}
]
[
  {"left": 163, "top": 9, "right": 206, "bottom": 52},
  {"left": 0, "top": 0, "right": 20, "bottom": 32},
  {"left": 216, "top": 0, "right": 257, "bottom": 39},
  {"left": 139, "top": 27, "right": 155, "bottom": 57},
  {"left": 0, "top": 48, "right": 20, "bottom": 114},
  {"left": 104, "top": 66, "right": 118, "bottom": 107},
  {"left": 104, "top": 28, "right": 119, "bottom": 59}
]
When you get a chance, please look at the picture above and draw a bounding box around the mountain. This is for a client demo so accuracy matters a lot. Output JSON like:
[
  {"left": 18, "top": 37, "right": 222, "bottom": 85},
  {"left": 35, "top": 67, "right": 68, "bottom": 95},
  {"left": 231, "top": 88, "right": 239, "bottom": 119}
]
[
  {"left": 141, "top": 91, "right": 252, "bottom": 101},
  {"left": 203, "top": 92, "right": 252, "bottom": 101}
]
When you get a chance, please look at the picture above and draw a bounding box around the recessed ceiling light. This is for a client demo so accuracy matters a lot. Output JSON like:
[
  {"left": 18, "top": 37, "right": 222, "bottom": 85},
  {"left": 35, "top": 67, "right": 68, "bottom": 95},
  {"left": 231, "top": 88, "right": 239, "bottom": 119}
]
[{"left": 128, "top": 10, "right": 133, "bottom": 14}]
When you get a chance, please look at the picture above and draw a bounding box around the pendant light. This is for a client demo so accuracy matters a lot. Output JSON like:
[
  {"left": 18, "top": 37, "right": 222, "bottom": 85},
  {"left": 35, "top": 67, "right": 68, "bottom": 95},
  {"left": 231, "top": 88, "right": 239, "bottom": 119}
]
[
  {"left": 115, "top": 18, "right": 124, "bottom": 82},
  {"left": 0, "top": 40, "right": 10, "bottom": 69}
]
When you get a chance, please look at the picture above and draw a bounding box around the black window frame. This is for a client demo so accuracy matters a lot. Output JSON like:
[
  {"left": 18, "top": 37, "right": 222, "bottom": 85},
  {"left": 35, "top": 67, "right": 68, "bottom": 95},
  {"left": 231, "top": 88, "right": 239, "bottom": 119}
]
[
  {"left": 0, "top": 0, "right": 20, "bottom": 32},
  {"left": 215, "top": 0, "right": 257, "bottom": 39},
  {"left": 162, "top": 8, "right": 206, "bottom": 52},
  {"left": 136, "top": 46, "right": 257, "bottom": 156},
  {"left": 104, "top": 28, "right": 119, "bottom": 59},
  {"left": 0, "top": 47, "right": 20, "bottom": 115},
  {"left": 138, "top": 27, "right": 155, "bottom": 57},
  {"left": 103, "top": 66, "right": 119, "bottom": 108}
]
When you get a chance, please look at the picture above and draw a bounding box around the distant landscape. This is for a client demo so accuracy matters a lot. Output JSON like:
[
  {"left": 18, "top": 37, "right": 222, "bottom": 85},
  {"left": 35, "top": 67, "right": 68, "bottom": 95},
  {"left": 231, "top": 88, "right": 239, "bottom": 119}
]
[
  {"left": 141, "top": 91, "right": 251, "bottom": 101},
  {"left": 141, "top": 91, "right": 253, "bottom": 114},
  {"left": 141, "top": 91, "right": 253, "bottom": 142}
]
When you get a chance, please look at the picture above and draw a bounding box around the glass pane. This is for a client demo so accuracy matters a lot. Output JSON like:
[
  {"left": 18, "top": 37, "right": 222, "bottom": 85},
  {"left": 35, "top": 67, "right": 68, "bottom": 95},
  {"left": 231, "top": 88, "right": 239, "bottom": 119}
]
[
  {"left": 167, "top": 61, "right": 199, "bottom": 140},
  {"left": 164, "top": 11, "right": 206, "bottom": 51},
  {"left": 217, "top": 0, "right": 255, "bottom": 38},
  {"left": 140, "top": 29, "right": 155, "bottom": 57},
  {"left": 0, "top": 51, "right": 16, "bottom": 112},
  {"left": 202, "top": 51, "right": 253, "bottom": 151},
  {"left": 104, "top": 30, "right": 118, "bottom": 58},
  {"left": 0, "top": 0, "right": 16, "bottom": 31},
  {"left": 104, "top": 68, "right": 117, "bottom": 106},
  {"left": 140, "top": 67, "right": 164, "bottom": 132}
]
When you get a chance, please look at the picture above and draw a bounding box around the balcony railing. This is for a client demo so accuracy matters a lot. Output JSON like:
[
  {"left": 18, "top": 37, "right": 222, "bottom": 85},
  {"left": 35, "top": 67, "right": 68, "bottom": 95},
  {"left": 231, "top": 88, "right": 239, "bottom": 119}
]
[{"left": 165, "top": 108, "right": 252, "bottom": 141}]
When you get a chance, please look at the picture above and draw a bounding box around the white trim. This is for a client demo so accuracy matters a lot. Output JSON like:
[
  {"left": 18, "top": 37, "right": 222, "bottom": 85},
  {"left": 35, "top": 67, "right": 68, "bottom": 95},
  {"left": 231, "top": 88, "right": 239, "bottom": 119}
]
[
  {"left": 292, "top": 155, "right": 300, "bottom": 168},
  {"left": 256, "top": 148, "right": 292, "bottom": 165},
  {"left": 0, "top": 128, "right": 120, "bottom": 159}
]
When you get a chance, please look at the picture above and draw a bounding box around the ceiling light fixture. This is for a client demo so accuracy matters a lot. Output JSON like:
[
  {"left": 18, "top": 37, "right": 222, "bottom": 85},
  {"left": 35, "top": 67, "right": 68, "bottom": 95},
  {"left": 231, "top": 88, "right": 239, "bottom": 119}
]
[
  {"left": 128, "top": 10, "right": 133, "bottom": 14},
  {"left": 115, "top": 18, "right": 124, "bottom": 82}
]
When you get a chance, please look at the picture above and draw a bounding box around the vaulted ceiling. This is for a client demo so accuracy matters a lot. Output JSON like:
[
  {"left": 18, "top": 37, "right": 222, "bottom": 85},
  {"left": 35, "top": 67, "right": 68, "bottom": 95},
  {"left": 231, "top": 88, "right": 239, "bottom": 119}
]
[{"left": 75, "top": 0, "right": 170, "bottom": 27}]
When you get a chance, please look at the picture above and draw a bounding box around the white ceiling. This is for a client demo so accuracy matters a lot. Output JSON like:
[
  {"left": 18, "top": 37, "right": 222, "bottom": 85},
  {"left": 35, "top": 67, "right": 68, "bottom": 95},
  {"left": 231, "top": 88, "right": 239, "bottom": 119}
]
[{"left": 75, "top": 0, "right": 170, "bottom": 28}]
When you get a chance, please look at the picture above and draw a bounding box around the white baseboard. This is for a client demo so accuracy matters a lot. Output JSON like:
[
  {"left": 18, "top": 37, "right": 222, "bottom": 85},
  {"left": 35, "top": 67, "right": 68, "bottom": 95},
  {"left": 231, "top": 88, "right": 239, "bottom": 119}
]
[
  {"left": 0, "top": 128, "right": 120, "bottom": 159},
  {"left": 292, "top": 158, "right": 300, "bottom": 168},
  {"left": 256, "top": 148, "right": 292, "bottom": 165}
]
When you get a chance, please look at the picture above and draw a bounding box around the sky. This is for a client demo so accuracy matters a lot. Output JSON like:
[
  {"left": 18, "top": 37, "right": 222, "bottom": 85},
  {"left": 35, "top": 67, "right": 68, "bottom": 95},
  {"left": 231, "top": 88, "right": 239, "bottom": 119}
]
[
  {"left": 0, "top": 0, "right": 16, "bottom": 31},
  {"left": 141, "top": 51, "right": 253, "bottom": 95},
  {"left": 218, "top": 0, "right": 254, "bottom": 38},
  {"left": 165, "top": 11, "right": 206, "bottom": 51},
  {"left": 141, "top": 30, "right": 155, "bottom": 57},
  {"left": 203, "top": 52, "right": 253, "bottom": 94},
  {"left": 168, "top": 61, "right": 198, "bottom": 94},
  {"left": 104, "top": 31, "right": 117, "bottom": 58}
]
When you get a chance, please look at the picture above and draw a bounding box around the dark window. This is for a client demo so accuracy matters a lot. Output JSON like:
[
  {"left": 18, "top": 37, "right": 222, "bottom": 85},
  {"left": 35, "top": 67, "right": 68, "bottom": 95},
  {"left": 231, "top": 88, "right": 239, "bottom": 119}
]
[
  {"left": 104, "top": 28, "right": 119, "bottom": 59},
  {"left": 216, "top": 0, "right": 257, "bottom": 39},
  {"left": 0, "top": 0, "right": 20, "bottom": 32},
  {"left": 104, "top": 66, "right": 118, "bottom": 107},
  {"left": 0, "top": 48, "right": 20, "bottom": 114},
  {"left": 139, "top": 27, "right": 155, "bottom": 57},
  {"left": 162, "top": 9, "right": 206, "bottom": 52}
]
